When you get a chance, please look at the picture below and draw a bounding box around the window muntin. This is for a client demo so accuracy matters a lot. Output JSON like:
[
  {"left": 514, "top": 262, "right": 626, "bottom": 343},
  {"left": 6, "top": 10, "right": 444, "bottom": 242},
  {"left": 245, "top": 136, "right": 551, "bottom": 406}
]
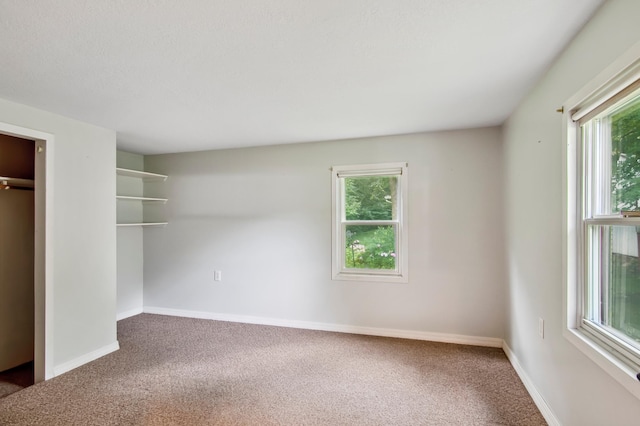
[
  {"left": 332, "top": 163, "right": 408, "bottom": 282},
  {"left": 579, "top": 84, "right": 640, "bottom": 369}
]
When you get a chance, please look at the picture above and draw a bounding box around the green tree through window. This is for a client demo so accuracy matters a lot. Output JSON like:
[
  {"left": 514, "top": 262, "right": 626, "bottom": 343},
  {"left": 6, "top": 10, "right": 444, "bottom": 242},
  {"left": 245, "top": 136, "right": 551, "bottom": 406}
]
[
  {"left": 343, "top": 175, "right": 397, "bottom": 270},
  {"left": 608, "top": 96, "right": 640, "bottom": 340},
  {"left": 612, "top": 97, "right": 640, "bottom": 212}
]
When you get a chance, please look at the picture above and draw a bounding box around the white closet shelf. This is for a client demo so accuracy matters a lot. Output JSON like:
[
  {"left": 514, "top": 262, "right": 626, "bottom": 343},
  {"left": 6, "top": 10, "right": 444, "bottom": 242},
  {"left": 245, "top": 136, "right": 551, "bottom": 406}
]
[
  {"left": 0, "top": 176, "right": 34, "bottom": 189},
  {"left": 116, "top": 166, "right": 168, "bottom": 226},
  {"left": 116, "top": 195, "right": 168, "bottom": 203},
  {"left": 116, "top": 222, "right": 168, "bottom": 227},
  {"left": 116, "top": 167, "right": 168, "bottom": 181}
]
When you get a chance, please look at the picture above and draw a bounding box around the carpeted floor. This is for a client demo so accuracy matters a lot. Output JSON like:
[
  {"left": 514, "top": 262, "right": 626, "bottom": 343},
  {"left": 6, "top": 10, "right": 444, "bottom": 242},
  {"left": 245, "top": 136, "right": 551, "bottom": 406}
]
[{"left": 0, "top": 314, "right": 546, "bottom": 425}]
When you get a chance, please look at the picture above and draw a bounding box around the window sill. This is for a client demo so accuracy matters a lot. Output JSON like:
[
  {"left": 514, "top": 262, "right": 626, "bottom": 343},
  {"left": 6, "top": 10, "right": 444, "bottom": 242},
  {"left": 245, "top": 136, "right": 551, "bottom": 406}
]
[
  {"left": 564, "top": 327, "right": 640, "bottom": 401},
  {"left": 332, "top": 271, "right": 408, "bottom": 284}
]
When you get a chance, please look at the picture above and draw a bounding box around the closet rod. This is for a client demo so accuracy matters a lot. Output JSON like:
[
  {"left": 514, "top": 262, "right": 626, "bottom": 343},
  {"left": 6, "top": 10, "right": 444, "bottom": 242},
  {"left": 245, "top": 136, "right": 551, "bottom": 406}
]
[{"left": 0, "top": 177, "right": 35, "bottom": 191}]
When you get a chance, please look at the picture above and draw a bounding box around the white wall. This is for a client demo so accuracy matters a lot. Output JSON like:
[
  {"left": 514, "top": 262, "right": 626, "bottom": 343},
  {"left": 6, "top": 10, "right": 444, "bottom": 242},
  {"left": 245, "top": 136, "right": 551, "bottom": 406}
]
[
  {"left": 0, "top": 98, "right": 117, "bottom": 373},
  {"left": 116, "top": 151, "right": 144, "bottom": 318},
  {"left": 144, "top": 128, "right": 506, "bottom": 340},
  {"left": 503, "top": 0, "right": 640, "bottom": 424}
]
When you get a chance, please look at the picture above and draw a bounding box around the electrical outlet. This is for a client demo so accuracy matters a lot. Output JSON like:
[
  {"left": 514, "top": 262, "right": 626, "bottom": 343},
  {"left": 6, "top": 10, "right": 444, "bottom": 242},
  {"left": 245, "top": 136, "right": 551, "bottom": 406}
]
[
  {"left": 538, "top": 317, "right": 544, "bottom": 339},
  {"left": 214, "top": 270, "right": 222, "bottom": 281}
]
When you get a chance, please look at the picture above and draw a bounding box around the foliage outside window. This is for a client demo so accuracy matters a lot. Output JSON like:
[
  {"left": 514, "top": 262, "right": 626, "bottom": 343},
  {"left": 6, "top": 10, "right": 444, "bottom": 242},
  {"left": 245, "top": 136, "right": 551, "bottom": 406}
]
[
  {"left": 332, "top": 163, "right": 408, "bottom": 282},
  {"left": 578, "top": 81, "right": 640, "bottom": 370}
]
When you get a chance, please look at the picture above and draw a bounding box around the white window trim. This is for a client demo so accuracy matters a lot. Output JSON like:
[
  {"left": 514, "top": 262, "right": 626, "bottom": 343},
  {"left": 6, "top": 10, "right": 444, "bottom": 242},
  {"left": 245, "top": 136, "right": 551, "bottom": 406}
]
[
  {"left": 331, "top": 162, "right": 409, "bottom": 283},
  {"left": 563, "top": 40, "right": 640, "bottom": 401}
]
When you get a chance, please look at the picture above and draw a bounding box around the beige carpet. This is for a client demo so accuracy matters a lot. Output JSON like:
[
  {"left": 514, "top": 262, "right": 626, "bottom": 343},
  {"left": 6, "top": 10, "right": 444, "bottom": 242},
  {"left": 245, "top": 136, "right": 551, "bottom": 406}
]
[{"left": 0, "top": 314, "right": 546, "bottom": 425}]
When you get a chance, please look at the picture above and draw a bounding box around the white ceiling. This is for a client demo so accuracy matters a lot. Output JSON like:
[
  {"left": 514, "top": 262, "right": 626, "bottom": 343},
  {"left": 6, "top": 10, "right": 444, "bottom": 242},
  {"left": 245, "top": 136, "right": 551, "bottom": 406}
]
[{"left": 0, "top": 0, "right": 604, "bottom": 154}]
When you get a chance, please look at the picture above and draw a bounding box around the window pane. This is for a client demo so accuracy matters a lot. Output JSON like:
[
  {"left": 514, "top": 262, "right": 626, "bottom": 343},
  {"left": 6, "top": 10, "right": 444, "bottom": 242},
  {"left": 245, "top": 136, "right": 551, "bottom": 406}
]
[
  {"left": 611, "top": 95, "right": 640, "bottom": 213},
  {"left": 589, "top": 225, "right": 640, "bottom": 346},
  {"left": 344, "top": 176, "right": 397, "bottom": 220},
  {"left": 344, "top": 225, "right": 396, "bottom": 270},
  {"left": 609, "top": 225, "right": 640, "bottom": 343}
]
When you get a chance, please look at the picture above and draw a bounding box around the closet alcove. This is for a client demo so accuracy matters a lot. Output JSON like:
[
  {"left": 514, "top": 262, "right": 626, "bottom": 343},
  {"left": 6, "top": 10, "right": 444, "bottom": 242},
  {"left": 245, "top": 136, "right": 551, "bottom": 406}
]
[{"left": 0, "top": 133, "right": 35, "bottom": 396}]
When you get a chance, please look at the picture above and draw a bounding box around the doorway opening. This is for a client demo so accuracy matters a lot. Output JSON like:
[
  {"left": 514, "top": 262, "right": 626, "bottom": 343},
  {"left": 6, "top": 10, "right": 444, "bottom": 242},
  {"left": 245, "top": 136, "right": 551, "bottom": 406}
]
[
  {"left": 0, "top": 121, "right": 53, "bottom": 397},
  {"left": 0, "top": 134, "right": 35, "bottom": 397}
]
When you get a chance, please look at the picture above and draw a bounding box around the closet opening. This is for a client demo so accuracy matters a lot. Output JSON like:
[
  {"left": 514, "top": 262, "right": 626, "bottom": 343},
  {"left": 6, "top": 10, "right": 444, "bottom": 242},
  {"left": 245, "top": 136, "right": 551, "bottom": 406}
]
[
  {"left": 0, "top": 124, "right": 50, "bottom": 397},
  {"left": 0, "top": 133, "right": 35, "bottom": 397}
]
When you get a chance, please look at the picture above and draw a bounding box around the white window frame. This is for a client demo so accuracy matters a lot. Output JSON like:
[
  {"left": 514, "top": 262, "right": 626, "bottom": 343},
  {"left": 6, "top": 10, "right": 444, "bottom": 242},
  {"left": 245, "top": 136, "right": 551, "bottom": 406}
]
[
  {"left": 564, "top": 42, "right": 640, "bottom": 401},
  {"left": 331, "top": 162, "right": 408, "bottom": 283}
]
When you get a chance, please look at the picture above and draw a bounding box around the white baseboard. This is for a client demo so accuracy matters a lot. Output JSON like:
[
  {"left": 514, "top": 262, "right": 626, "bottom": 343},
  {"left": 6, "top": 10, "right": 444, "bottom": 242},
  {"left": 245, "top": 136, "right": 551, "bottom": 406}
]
[
  {"left": 117, "top": 307, "right": 144, "bottom": 321},
  {"left": 142, "top": 306, "right": 503, "bottom": 348},
  {"left": 53, "top": 341, "right": 120, "bottom": 377},
  {"left": 502, "top": 342, "right": 560, "bottom": 426}
]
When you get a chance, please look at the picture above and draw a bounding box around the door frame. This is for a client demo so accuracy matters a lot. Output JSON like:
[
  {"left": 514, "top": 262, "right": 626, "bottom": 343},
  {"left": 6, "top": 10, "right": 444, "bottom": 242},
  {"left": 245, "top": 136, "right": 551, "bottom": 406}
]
[{"left": 0, "top": 121, "right": 54, "bottom": 382}]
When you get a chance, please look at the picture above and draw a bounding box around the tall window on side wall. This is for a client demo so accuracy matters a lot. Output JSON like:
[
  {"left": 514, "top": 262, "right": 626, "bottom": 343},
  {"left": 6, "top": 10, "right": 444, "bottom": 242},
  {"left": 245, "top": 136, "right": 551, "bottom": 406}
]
[
  {"left": 576, "top": 78, "right": 640, "bottom": 370},
  {"left": 331, "top": 162, "right": 408, "bottom": 283}
]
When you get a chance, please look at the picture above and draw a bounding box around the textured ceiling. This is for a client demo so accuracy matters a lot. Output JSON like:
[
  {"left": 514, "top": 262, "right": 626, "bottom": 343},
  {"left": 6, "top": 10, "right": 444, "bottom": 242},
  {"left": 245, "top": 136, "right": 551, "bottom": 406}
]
[{"left": 0, "top": 0, "right": 604, "bottom": 154}]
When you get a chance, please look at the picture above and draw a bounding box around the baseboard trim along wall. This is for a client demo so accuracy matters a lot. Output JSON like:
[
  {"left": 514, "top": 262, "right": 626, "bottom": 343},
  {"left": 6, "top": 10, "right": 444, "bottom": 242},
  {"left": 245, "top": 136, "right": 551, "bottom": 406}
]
[
  {"left": 142, "top": 306, "right": 504, "bottom": 348},
  {"left": 502, "top": 342, "right": 560, "bottom": 426},
  {"left": 53, "top": 341, "right": 120, "bottom": 377},
  {"left": 117, "top": 307, "right": 144, "bottom": 321}
]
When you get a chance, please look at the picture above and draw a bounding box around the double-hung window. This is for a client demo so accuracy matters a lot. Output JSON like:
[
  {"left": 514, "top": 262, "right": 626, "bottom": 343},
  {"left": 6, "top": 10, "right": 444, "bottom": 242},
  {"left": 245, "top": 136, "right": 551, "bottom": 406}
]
[
  {"left": 331, "top": 162, "right": 408, "bottom": 283},
  {"left": 574, "top": 76, "right": 640, "bottom": 372}
]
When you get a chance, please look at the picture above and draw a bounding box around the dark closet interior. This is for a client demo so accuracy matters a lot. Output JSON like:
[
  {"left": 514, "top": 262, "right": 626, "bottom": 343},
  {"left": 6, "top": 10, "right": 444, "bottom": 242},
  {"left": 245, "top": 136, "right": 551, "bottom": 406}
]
[{"left": 0, "top": 134, "right": 35, "bottom": 398}]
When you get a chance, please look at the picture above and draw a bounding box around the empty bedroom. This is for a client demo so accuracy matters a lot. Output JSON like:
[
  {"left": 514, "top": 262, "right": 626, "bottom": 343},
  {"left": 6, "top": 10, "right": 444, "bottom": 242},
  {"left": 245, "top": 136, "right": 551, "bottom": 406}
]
[{"left": 1, "top": 1, "right": 640, "bottom": 425}]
